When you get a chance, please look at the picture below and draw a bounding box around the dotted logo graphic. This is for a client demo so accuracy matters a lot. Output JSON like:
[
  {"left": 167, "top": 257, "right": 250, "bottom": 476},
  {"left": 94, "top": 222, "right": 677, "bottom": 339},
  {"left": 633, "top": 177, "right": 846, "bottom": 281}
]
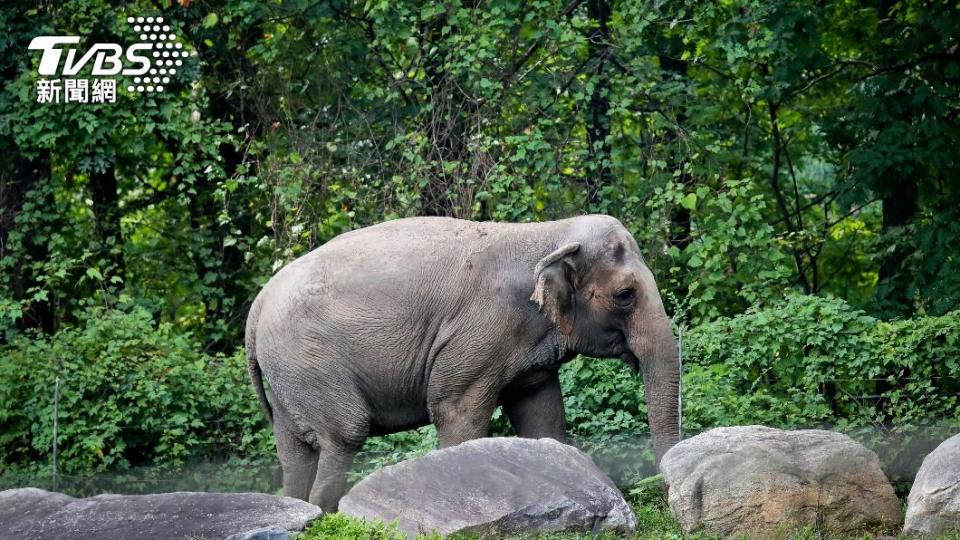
[{"left": 125, "top": 16, "right": 193, "bottom": 93}]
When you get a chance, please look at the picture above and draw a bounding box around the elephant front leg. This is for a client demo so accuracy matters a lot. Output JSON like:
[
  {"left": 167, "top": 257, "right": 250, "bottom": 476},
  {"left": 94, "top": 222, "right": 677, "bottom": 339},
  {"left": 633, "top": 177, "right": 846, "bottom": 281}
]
[
  {"left": 429, "top": 383, "right": 497, "bottom": 448},
  {"left": 501, "top": 371, "right": 567, "bottom": 441}
]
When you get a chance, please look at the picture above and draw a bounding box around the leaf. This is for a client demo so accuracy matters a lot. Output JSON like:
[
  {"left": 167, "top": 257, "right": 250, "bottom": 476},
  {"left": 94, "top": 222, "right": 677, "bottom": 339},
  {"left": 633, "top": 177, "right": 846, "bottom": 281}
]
[
  {"left": 203, "top": 13, "right": 218, "bottom": 28},
  {"left": 86, "top": 267, "right": 103, "bottom": 281},
  {"left": 680, "top": 193, "right": 698, "bottom": 210}
]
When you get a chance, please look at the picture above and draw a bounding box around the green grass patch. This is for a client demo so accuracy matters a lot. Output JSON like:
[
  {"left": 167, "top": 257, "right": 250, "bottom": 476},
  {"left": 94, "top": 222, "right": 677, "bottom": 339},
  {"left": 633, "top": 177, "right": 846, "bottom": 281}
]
[{"left": 296, "top": 512, "right": 422, "bottom": 540}]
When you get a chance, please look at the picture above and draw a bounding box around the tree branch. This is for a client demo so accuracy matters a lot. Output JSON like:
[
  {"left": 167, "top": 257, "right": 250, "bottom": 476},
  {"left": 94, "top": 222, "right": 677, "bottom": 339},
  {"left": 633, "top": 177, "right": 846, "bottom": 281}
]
[
  {"left": 768, "top": 100, "right": 811, "bottom": 294},
  {"left": 785, "top": 45, "right": 959, "bottom": 100},
  {"left": 501, "top": 0, "right": 584, "bottom": 88}
]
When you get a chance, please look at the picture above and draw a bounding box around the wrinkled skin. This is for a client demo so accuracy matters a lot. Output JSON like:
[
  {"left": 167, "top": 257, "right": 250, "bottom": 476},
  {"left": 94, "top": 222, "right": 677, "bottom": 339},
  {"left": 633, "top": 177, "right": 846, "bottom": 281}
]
[{"left": 246, "top": 215, "right": 680, "bottom": 511}]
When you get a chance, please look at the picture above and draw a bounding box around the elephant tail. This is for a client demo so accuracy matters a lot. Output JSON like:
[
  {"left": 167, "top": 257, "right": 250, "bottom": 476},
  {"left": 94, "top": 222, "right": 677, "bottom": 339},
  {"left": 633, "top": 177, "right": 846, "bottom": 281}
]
[{"left": 245, "top": 294, "right": 273, "bottom": 426}]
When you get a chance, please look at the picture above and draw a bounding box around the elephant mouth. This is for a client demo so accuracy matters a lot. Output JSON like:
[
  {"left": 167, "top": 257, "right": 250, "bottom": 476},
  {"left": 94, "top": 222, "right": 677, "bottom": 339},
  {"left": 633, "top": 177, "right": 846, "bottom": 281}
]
[{"left": 620, "top": 352, "right": 640, "bottom": 374}]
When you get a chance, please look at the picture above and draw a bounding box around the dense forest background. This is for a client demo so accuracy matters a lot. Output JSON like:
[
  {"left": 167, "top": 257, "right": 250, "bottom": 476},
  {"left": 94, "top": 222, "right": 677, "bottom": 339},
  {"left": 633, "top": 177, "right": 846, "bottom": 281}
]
[{"left": 1, "top": 0, "right": 958, "bottom": 493}]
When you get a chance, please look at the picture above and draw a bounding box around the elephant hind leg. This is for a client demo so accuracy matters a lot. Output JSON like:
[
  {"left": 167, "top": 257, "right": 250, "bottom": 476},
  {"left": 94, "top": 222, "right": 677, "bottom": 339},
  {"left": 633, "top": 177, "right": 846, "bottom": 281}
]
[
  {"left": 308, "top": 445, "right": 358, "bottom": 512},
  {"left": 274, "top": 416, "right": 319, "bottom": 501},
  {"left": 501, "top": 372, "right": 567, "bottom": 441}
]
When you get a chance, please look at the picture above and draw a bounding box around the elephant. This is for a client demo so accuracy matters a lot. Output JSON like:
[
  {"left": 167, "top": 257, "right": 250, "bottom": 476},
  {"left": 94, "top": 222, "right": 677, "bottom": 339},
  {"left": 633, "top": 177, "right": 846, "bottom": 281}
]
[{"left": 245, "top": 214, "right": 680, "bottom": 511}]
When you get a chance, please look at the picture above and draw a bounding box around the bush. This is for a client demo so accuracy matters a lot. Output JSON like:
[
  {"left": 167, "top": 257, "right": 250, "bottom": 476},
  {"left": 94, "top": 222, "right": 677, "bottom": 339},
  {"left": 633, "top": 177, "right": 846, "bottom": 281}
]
[
  {"left": 682, "top": 295, "right": 960, "bottom": 432},
  {"left": 0, "top": 305, "right": 273, "bottom": 474},
  {"left": 349, "top": 426, "right": 439, "bottom": 482},
  {"left": 4, "top": 294, "right": 957, "bottom": 491},
  {"left": 560, "top": 356, "right": 652, "bottom": 480},
  {"left": 557, "top": 295, "right": 960, "bottom": 483}
]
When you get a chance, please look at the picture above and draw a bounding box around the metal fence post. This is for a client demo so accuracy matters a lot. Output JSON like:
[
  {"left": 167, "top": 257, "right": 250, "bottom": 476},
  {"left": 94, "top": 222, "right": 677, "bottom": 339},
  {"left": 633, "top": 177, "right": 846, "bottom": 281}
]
[
  {"left": 678, "top": 326, "right": 683, "bottom": 441},
  {"left": 52, "top": 376, "right": 60, "bottom": 492}
]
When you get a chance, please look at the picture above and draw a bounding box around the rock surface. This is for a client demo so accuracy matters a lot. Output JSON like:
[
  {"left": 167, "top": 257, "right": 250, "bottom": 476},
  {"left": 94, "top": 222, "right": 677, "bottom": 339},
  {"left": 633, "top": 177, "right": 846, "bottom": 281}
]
[
  {"left": 660, "top": 426, "right": 900, "bottom": 538},
  {"left": 225, "top": 526, "right": 293, "bottom": 540},
  {"left": 905, "top": 432, "right": 960, "bottom": 535},
  {"left": 0, "top": 487, "right": 322, "bottom": 540},
  {"left": 340, "top": 437, "right": 636, "bottom": 537}
]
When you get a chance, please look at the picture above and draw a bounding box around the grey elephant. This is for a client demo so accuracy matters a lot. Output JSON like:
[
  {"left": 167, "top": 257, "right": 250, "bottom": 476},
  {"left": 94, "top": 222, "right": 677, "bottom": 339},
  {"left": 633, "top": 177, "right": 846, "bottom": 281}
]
[{"left": 246, "top": 215, "right": 680, "bottom": 511}]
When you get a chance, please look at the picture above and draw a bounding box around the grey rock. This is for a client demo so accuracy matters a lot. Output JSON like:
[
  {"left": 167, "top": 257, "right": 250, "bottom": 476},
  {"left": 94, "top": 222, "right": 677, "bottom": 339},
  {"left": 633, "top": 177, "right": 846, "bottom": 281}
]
[
  {"left": 904, "top": 432, "right": 960, "bottom": 535},
  {"left": 0, "top": 487, "right": 75, "bottom": 528},
  {"left": 660, "top": 425, "right": 900, "bottom": 538},
  {"left": 225, "top": 526, "right": 291, "bottom": 540},
  {"left": 0, "top": 488, "right": 322, "bottom": 540},
  {"left": 340, "top": 437, "right": 636, "bottom": 537}
]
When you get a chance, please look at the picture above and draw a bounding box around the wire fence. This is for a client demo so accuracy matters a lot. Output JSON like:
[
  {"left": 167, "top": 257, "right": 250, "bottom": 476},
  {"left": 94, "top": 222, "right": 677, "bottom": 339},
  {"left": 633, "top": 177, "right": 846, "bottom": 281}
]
[
  {"left": 52, "top": 376, "right": 60, "bottom": 493},
  {"left": 677, "top": 326, "right": 683, "bottom": 442}
]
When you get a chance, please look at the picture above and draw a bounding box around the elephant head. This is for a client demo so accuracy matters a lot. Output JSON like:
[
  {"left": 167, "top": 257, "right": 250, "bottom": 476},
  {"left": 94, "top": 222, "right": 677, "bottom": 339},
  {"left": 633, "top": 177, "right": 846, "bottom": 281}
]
[{"left": 531, "top": 221, "right": 681, "bottom": 466}]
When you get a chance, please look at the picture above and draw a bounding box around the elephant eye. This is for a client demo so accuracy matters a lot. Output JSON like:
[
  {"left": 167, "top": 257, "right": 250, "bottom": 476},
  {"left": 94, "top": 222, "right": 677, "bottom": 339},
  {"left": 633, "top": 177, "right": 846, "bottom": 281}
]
[{"left": 613, "top": 288, "right": 636, "bottom": 307}]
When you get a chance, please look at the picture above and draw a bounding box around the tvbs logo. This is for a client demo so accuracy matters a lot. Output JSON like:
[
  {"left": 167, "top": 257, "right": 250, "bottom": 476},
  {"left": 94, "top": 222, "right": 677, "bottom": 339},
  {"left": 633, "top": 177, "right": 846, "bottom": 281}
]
[{"left": 28, "top": 16, "right": 193, "bottom": 104}]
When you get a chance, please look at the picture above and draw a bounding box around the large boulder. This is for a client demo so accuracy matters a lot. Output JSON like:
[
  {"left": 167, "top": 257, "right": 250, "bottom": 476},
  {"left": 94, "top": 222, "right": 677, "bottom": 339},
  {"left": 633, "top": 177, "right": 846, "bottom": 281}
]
[
  {"left": 660, "top": 426, "right": 900, "bottom": 538},
  {"left": 340, "top": 437, "right": 636, "bottom": 537},
  {"left": 0, "top": 488, "right": 322, "bottom": 540},
  {"left": 905, "top": 432, "right": 960, "bottom": 535}
]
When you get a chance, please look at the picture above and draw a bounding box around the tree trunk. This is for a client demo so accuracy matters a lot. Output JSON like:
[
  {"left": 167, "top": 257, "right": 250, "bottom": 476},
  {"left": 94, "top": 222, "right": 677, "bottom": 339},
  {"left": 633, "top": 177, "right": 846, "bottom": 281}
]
[
  {"left": 875, "top": 184, "right": 917, "bottom": 316},
  {"left": 1, "top": 153, "right": 56, "bottom": 334},
  {"left": 873, "top": 0, "right": 918, "bottom": 317},
  {"left": 658, "top": 48, "right": 691, "bottom": 252},
  {"left": 88, "top": 164, "right": 125, "bottom": 278},
  {"left": 192, "top": 20, "right": 264, "bottom": 351},
  {"left": 584, "top": 0, "right": 612, "bottom": 207},
  {"left": 419, "top": 4, "right": 481, "bottom": 218}
]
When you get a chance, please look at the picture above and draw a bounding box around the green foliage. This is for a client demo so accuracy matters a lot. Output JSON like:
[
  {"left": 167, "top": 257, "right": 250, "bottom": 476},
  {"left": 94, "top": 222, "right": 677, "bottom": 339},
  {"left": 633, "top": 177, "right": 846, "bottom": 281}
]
[
  {"left": 663, "top": 179, "right": 795, "bottom": 322},
  {"left": 0, "top": 304, "right": 272, "bottom": 474},
  {"left": 560, "top": 356, "right": 652, "bottom": 480},
  {"left": 5, "top": 0, "right": 958, "bottom": 351},
  {"left": 682, "top": 295, "right": 960, "bottom": 432},
  {"left": 4, "top": 293, "right": 954, "bottom": 498},
  {"left": 556, "top": 295, "right": 959, "bottom": 482},
  {"left": 1, "top": 1, "right": 959, "bottom": 522},
  {"left": 349, "top": 426, "right": 439, "bottom": 483},
  {"left": 297, "top": 513, "right": 422, "bottom": 540},
  {"left": 878, "top": 206, "right": 960, "bottom": 317}
]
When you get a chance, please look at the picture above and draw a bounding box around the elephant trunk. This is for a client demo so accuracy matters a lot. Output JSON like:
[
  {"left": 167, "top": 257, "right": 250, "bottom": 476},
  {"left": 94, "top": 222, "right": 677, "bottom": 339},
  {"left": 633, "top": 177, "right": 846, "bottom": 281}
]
[{"left": 628, "top": 311, "right": 680, "bottom": 468}]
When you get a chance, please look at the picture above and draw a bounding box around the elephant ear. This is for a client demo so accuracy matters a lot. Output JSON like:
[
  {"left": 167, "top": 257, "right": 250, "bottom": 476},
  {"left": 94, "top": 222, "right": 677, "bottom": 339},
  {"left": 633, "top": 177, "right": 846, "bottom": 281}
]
[{"left": 530, "top": 242, "right": 580, "bottom": 335}]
